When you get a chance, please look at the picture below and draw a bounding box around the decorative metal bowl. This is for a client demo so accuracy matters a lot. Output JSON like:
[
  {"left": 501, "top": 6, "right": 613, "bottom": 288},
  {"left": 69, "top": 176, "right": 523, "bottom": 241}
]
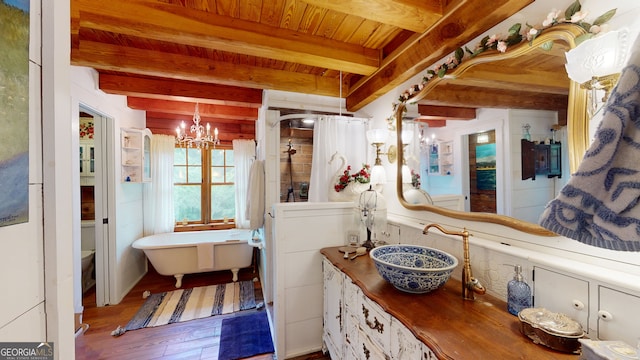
[{"left": 369, "top": 245, "right": 458, "bottom": 294}]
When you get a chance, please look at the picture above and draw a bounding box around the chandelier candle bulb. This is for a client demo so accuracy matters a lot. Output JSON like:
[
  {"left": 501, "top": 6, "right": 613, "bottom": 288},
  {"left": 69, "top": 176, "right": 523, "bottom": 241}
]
[{"left": 206, "top": 123, "right": 210, "bottom": 135}]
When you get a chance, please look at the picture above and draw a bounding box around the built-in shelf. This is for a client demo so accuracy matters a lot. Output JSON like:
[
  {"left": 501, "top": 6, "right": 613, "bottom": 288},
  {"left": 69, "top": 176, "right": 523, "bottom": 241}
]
[
  {"left": 427, "top": 140, "right": 453, "bottom": 176},
  {"left": 121, "top": 128, "right": 152, "bottom": 183}
]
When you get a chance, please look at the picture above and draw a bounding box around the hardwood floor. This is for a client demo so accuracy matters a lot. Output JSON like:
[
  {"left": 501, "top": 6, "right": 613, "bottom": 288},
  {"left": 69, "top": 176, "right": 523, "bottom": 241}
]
[{"left": 76, "top": 266, "right": 331, "bottom": 360}]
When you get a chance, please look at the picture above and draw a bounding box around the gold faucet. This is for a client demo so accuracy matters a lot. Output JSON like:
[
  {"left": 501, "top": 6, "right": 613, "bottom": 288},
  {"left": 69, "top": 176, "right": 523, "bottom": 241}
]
[{"left": 423, "top": 223, "right": 486, "bottom": 300}]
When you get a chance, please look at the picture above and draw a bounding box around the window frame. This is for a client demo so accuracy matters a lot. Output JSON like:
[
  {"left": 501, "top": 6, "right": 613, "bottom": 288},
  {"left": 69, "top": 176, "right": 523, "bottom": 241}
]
[{"left": 173, "top": 144, "right": 235, "bottom": 231}]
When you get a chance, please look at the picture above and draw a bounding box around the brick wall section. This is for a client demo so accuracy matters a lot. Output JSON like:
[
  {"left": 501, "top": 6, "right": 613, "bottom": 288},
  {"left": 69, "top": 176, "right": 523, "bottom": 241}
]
[{"left": 280, "top": 130, "right": 313, "bottom": 202}]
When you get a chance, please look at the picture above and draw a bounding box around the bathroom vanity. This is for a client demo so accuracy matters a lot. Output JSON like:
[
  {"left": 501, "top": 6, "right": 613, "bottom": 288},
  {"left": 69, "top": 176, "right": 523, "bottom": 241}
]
[{"left": 321, "top": 247, "right": 579, "bottom": 359}]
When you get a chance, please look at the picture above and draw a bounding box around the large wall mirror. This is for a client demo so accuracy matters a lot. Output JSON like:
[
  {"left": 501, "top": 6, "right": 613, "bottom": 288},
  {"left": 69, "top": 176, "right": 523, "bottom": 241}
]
[{"left": 395, "top": 24, "right": 590, "bottom": 236}]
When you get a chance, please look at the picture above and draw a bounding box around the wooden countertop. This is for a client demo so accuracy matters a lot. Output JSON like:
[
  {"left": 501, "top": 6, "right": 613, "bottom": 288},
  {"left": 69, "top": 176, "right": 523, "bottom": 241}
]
[{"left": 321, "top": 247, "right": 579, "bottom": 360}]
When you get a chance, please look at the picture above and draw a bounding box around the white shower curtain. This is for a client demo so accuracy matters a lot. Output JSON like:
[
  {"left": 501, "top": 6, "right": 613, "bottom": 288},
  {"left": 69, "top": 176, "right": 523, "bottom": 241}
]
[
  {"left": 143, "top": 134, "right": 175, "bottom": 235},
  {"left": 233, "top": 139, "right": 256, "bottom": 229},
  {"left": 309, "top": 115, "right": 369, "bottom": 202}
]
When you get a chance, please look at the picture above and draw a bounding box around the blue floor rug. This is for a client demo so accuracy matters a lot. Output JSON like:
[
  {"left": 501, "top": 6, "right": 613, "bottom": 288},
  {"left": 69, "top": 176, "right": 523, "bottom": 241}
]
[{"left": 218, "top": 311, "right": 274, "bottom": 360}]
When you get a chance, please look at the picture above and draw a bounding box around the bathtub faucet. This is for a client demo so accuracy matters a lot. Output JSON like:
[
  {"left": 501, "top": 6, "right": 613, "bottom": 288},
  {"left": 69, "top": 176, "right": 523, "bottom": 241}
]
[{"left": 422, "top": 223, "right": 486, "bottom": 301}]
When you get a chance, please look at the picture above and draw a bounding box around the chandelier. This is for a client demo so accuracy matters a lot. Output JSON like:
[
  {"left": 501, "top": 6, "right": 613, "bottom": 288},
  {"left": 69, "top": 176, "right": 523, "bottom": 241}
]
[{"left": 175, "top": 103, "right": 220, "bottom": 148}]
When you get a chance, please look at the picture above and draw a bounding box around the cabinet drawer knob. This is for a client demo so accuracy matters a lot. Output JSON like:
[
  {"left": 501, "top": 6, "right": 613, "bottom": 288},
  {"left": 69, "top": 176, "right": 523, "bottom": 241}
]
[
  {"left": 598, "top": 310, "right": 613, "bottom": 321},
  {"left": 572, "top": 300, "right": 585, "bottom": 310}
]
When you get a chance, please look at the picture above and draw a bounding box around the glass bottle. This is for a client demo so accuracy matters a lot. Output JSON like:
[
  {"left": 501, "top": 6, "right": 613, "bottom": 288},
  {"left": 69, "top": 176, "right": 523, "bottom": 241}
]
[{"left": 507, "top": 264, "right": 532, "bottom": 316}]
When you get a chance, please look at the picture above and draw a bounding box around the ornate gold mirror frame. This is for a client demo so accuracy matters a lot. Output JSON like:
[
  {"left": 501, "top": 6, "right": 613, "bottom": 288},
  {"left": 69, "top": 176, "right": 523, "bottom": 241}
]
[{"left": 395, "top": 24, "right": 589, "bottom": 236}]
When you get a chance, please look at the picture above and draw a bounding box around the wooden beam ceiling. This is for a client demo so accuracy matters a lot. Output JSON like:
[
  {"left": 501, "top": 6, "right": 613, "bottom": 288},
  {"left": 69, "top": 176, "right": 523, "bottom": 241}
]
[
  {"left": 346, "top": 0, "right": 533, "bottom": 111},
  {"left": 69, "top": 0, "right": 556, "bottom": 137},
  {"left": 300, "top": 0, "right": 445, "bottom": 32},
  {"left": 77, "top": 0, "right": 381, "bottom": 75},
  {"left": 73, "top": 41, "right": 341, "bottom": 97}
]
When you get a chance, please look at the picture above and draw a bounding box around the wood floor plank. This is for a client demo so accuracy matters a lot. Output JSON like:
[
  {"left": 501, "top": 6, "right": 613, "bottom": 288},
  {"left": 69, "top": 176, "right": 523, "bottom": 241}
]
[{"left": 75, "top": 265, "right": 328, "bottom": 360}]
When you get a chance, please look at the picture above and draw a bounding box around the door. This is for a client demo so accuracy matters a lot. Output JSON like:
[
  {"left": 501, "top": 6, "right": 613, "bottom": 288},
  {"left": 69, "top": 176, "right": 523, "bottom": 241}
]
[{"left": 468, "top": 130, "right": 497, "bottom": 213}]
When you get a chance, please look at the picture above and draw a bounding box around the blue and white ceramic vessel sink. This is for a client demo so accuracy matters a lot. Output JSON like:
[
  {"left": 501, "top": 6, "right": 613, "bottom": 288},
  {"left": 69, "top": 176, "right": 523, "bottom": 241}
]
[{"left": 369, "top": 244, "right": 458, "bottom": 294}]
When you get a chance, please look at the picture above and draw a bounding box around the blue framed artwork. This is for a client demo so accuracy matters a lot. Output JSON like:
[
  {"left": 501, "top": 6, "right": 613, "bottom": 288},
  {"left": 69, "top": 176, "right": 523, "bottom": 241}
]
[
  {"left": 475, "top": 143, "right": 496, "bottom": 191},
  {"left": 0, "top": 0, "right": 30, "bottom": 227}
]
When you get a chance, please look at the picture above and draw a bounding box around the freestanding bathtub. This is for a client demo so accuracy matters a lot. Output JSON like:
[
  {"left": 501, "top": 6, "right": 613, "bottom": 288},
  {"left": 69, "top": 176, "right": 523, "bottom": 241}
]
[{"left": 132, "top": 229, "right": 255, "bottom": 288}]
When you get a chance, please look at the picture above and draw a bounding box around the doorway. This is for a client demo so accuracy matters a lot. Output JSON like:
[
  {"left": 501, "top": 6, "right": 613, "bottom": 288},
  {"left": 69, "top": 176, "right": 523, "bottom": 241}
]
[
  {"left": 78, "top": 105, "right": 114, "bottom": 307},
  {"left": 467, "top": 130, "right": 497, "bottom": 213}
]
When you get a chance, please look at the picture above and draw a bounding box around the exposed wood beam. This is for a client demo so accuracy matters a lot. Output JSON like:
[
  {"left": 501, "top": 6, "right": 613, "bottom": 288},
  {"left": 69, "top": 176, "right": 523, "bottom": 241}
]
[
  {"left": 99, "top": 73, "right": 263, "bottom": 108},
  {"left": 345, "top": 0, "right": 533, "bottom": 111},
  {"left": 72, "top": 41, "right": 341, "bottom": 97},
  {"left": 417, "top": 84, "right": 568, "bottom": 111},
  {"left": 144, "top": 112, "right": 257, "bottom": 125},
  {"left": 416, "top": 119, "right": 447, "bottom": 127},
  {"left": 455, "top": 66, "right": 570, "bottom": 95},
  {"left": 418, "top": 105, "right": 476, "bottom": 120},
  {"left": 146, "top": 116, "right": 255, "bottom": 140},
  {"left": 76, "top": 0, "right": 380, "bottom": 75},
  {"left": 300, "top": 0, "right": 443, "bottom": 33},
  {"left": 127, "top": 98, "right": 259, "bottom": 121}
]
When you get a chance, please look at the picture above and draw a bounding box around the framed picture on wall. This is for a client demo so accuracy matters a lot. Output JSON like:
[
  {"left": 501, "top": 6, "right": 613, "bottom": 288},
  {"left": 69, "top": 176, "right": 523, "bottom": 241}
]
[{"left": 0, "top": 0, "right": 30, "bottom": 227}]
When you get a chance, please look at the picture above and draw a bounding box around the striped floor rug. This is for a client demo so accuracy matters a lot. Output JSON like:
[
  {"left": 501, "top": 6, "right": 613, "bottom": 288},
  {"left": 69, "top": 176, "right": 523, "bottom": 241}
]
[{"left": 113, "top": 280, "right": 256, "bottom": 336}]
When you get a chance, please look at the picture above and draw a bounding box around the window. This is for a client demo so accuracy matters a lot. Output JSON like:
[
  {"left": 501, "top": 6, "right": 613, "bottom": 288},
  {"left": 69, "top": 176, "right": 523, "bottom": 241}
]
[{"left": 174, "top": 147, "right": 235, "bottom": 227}]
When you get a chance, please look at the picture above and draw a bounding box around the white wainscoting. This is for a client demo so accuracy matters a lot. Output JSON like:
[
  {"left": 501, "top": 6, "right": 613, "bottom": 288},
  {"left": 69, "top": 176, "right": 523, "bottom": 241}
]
[{"left": 272, "top": 202, "right": 355, "bottom": 359}]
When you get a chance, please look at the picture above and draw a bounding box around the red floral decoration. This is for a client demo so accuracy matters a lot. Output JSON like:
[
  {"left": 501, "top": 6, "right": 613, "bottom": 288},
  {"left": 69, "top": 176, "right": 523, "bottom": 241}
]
[{"left": 334, "top": 164, "right": 371, "bottom": 192}]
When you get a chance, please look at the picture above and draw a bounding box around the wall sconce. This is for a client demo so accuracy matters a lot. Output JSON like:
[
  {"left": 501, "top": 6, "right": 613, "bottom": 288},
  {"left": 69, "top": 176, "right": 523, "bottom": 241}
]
[
  {"left": 367, "top": 129, "right": 398, "bottom": 164},
  {"left": 565, "top": 29, "right": 630, "bottom": 116},
  {"left": 366, "top": 129, "right": 397, "bottom": 186}
]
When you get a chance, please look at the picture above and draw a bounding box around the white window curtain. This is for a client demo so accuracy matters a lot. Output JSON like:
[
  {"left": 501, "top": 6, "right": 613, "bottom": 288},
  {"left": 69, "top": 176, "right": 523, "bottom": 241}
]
[
  {"left": 309, "top": 115, "right": 369, "bottom": 202},
  {"left": 233, "top": 139, "right": 256, "bottom": 229},
  {"left": 143, "top": 134, "right": 175, "bottom": 235}
]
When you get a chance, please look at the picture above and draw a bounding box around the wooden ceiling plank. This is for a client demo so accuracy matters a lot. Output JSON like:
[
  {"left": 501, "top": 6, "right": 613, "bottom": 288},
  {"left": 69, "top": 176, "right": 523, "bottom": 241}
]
[
  {"left": 73, "top": 40, "right": 340, "bottom": 97},
  {"left": 345, "top": 0, "right": 534, "bottom": 111},
  {"left": 76, "top": 0, "right": 380, "bottom": 75},
  {"left": 98, "top": 73, "right": 263, "bottom": 108},
  {"left": 417, "top": 105, "right": 476, "bottom": 120},
  {"left": 300, "top": 0, "right": 443, "bottom": 33},
  {"left": 127, "top": 98, "right": 259, "bottom": 120}
]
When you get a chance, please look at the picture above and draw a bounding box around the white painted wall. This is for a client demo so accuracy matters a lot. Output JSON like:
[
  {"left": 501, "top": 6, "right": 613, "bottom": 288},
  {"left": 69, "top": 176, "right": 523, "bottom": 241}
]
[
  {"left": 70, "top": 66, "right": 148, "bottom": 307},
  {"left": 0, "top": 1, "right": 46, "bottom": 344},
  {"left": 1, "top": 3, "right": 146, "bottom": 359}
]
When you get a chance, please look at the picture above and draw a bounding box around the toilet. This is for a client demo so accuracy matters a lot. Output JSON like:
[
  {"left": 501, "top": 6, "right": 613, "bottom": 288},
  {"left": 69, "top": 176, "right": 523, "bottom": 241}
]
[{"left": 81, "top": 250, "right": 95, "bottom": 293}]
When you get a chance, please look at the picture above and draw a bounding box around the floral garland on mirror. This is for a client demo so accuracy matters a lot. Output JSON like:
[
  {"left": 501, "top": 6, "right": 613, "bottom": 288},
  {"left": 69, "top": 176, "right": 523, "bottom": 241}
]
[{"left": 387, "top": 0, "right": 616, "bottom": 129}]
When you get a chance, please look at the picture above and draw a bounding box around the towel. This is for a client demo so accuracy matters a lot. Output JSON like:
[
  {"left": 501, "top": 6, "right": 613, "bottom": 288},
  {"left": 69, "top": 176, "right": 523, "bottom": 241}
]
[
  {"left": 538, "top": 36, "right": 640, "bottom": 251},
  {"left": 196, "top": 243, "right": 214, "bottom": 269},
  {"left": 246, "top": 160, "right": 265, "bottom": 229}
]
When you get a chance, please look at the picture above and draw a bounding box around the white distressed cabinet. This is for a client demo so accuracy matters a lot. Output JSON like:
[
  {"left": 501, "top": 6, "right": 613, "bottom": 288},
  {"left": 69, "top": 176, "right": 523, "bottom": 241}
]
[
  {"left": 323, "top": 256, "right": 437, "bottom": 359},
  {"left": 533, "top": 266, "right": 590, "bottom": 331},
  {"left": 533, "top": 265, "right": 640, "bottom": 347},
  {"left": 597, "top": 286, "right": 640, "bottom": 345},
  {"left": 80, "top": 140, "right": 95, "bottom": 177},
  {"left": 322, "top": 258, "right": 344, "bottom": 358}
]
